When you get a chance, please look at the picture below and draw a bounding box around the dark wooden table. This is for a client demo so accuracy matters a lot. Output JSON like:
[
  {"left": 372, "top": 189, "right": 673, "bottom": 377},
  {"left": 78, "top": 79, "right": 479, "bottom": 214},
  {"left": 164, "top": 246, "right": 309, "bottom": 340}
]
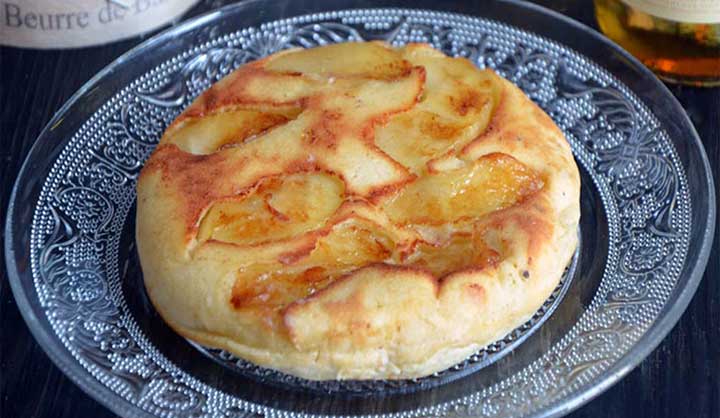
[{"left": 1, "top": 1, "right": 718, "bottom": 417}]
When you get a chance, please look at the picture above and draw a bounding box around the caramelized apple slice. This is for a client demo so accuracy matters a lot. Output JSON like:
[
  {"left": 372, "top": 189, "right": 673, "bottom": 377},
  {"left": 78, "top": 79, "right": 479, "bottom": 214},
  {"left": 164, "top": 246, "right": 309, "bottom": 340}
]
[
  {"left": 403, "top": 231, "right": 500, "bottom": 277},
  {"left": 265, "top": 42, "right": 411, "bottom": 79},
  {"left": 375, "top": 110, "right": 478, "bottom": 171},
  {"left": 197, "top": 172, "right": 344, "bottom": 245},
  {"left": 230, "top": 219, "right": 396, "bottom": 310},
  {"left": 302, "top": 219, "right": 396, "bottom": 266},
  {"left": 229, "top": 217, "right": 503, "bottom": 311},
  {"left": 231, "top": 265, "right": 340, "bottom": 310},
  {"left": 383, "top": 153, "right": 543, "bottom": 225},
  {"left": 163, "top": 107, "right": 301, "bottom": 154},
  {"left": 375, "top": 49, "right": 500, "bottom": 172}
]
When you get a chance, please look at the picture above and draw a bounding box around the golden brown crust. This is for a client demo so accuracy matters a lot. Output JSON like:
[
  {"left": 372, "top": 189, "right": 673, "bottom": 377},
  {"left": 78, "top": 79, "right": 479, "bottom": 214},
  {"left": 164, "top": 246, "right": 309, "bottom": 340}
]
[{"left": 136, "top": 42, "right": 580, "bottom": 380}]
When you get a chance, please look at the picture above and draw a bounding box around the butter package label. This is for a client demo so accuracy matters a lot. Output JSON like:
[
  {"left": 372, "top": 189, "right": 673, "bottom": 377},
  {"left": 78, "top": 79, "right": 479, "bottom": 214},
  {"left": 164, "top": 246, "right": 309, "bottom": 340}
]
[{"left": 1, "top": 0, "right": 198, "bottom": 49}]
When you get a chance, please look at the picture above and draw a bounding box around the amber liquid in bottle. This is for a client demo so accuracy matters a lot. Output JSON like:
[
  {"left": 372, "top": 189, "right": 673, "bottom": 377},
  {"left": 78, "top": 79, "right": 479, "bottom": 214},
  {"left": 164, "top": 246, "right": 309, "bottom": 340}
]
[{"left": 594, "top": 0, "right": 720, "bottom": 86}]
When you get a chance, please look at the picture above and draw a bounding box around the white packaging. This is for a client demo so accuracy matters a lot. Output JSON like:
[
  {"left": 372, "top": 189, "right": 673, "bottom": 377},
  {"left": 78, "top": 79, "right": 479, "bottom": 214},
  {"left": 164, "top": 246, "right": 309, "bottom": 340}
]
[{"left": 1, "top": 0, "right": 199, "bottom": 49}]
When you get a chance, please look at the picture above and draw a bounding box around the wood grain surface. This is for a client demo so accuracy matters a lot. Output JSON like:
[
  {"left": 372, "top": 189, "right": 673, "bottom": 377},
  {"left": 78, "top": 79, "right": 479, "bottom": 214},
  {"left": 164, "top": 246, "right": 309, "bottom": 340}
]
[{"left": 1, "top": 1, "right": 718, "bottom": 417}]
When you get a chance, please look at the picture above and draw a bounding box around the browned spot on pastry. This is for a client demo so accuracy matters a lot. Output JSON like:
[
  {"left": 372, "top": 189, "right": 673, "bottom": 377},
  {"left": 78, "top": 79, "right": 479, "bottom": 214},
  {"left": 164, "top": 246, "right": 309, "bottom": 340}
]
[
  {"left": 516, "top": 211, "right": 554, "bottom": 265},
  {"left": 466, "top": 283, "right": 486, "bottom": 302},
  {"left": 281, "top": 157, "right": 320, "bottom": 175},
  {"left": 141, "top": 143, "right": 244, "bottom": 228},
  {"left": 419, "top": 113, "right": 464, "bottom": 139},
  {"left": 484, "top": 198, "right": 554, "bottom": 266},
  {"left": 449, "top": 87, "right": 488, "bottom": 116},
  {"left": 365, "top": 174, "right": 417, "bottom": 203},
  {"left": 371, "top": 59, "right": 414, "bottom": 79},
  {"left": 305, "top": 109, "right": 344, "bottom": 149}
]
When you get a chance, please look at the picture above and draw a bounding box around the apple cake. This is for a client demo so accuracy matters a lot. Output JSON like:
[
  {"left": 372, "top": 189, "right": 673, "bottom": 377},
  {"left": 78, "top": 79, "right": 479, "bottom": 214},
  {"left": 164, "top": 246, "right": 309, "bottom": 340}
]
[{"left": 136, "top": 41, "right": 580, "bottom": 380}]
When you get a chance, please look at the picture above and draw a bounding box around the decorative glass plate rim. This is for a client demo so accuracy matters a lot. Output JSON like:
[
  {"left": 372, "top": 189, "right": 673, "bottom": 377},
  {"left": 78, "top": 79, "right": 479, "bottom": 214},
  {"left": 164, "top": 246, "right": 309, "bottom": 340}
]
[{"left": 4, "top": 1, "right": 714, "bottom": 418}]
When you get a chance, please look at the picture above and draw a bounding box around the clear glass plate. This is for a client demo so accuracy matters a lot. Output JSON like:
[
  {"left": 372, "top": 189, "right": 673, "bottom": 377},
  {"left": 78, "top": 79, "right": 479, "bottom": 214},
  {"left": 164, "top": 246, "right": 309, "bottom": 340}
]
[{"left": 5, "top": 1, "right": 714, "bottom": 417}]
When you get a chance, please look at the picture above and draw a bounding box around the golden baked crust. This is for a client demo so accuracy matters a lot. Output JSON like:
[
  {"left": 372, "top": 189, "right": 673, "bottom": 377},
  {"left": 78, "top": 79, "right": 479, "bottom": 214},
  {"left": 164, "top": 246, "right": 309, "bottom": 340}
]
[{"left": 136, "top": 42, "right": 580, "bottom": 380}]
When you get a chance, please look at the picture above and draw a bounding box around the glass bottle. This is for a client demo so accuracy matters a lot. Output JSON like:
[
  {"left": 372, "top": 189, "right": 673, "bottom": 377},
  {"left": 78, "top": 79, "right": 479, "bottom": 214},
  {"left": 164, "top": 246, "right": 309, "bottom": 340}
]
[{"left": 594, "top": 0, "right": 720, "bottom": 86}]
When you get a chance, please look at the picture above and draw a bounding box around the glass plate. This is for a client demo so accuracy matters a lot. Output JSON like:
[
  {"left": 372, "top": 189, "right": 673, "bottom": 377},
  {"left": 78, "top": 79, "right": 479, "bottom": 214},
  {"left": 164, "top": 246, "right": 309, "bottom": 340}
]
[{"left": 5, "top": 1, "right": 715, "bottom": 417}]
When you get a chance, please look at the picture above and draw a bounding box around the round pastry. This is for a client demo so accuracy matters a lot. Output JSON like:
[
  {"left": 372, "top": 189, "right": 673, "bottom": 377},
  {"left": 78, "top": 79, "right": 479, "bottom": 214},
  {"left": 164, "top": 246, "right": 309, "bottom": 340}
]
[{"left": 136, "top": 41, "right": 580, "bottom": 380}]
